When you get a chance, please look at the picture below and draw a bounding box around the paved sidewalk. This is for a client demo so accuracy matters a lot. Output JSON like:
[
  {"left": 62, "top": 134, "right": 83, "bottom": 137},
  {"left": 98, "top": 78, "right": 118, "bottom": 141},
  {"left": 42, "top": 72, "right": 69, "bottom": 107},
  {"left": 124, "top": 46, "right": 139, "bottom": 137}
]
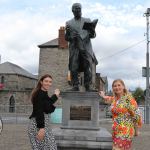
[{"left": 0, "top": 122, "right": 150, "bottom": 150}]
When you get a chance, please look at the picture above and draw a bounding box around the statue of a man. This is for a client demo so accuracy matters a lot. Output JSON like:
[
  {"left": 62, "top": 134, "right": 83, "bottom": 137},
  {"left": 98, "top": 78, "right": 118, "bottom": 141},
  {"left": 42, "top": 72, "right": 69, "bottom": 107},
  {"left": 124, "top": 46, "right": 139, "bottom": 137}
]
[{"left": 65, "top": 3, "right": 97, "bottom": 91}]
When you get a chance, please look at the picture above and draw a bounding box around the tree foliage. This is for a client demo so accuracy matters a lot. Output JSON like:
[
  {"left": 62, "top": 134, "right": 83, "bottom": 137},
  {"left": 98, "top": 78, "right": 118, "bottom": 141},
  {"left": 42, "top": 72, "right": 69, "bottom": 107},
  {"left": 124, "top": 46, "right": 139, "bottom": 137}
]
[{"left": 132, "top": 87, "right": 144, "bottom": 104}]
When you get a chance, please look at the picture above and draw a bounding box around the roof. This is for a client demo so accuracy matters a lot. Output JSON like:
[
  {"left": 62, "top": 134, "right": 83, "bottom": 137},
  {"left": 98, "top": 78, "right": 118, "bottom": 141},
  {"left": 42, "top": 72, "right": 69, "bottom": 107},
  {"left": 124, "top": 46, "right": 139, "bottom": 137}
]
[
  {"left": 0, "top": 62, "right": 37, "bottom": 79},
  {"left": 38, "top": 38, "right": 58, "bottom": 48},
  {"left": 101, "top": 76, "right": 108, "bottom": 83}
]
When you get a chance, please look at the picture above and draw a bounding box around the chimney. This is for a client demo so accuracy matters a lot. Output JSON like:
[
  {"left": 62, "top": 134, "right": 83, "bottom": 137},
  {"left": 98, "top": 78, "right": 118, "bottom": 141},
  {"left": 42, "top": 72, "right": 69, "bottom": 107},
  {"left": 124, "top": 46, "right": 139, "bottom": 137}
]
[{"left": 58, "top": 26, "right": 68, "bottom": 49}]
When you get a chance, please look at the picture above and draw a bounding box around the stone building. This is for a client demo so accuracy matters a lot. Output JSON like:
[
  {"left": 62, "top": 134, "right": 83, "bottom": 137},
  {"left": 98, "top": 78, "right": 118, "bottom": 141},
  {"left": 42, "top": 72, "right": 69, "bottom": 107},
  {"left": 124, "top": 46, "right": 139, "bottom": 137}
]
[
  {"left": 38, "top": 26, "right": 106, "bottom": 92},
  {"left": 95, "top": 73, "right": 108, "bottom": 93},
  {"left": 0, "top": 62, "right": 37, "bottom": 113}
]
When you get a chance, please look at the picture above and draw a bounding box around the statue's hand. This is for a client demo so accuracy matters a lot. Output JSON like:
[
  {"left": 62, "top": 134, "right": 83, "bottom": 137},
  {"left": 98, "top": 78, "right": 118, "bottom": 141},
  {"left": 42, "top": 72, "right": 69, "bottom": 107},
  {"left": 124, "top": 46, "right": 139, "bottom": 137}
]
[
  {"left": 66, "top": 24, "right": 70, "bottom": 31},
  {"left": 89, "top": 28, "right": 96, "bottom": 38},
  {"left": 72, "top": 31, "right": 79, "bottom": 39}
]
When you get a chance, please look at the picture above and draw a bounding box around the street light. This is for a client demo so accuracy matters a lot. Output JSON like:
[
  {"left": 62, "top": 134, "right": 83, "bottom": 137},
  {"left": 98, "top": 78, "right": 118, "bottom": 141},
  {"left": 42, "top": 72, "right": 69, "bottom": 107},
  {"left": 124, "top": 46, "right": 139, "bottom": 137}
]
[
  {"left": 144, "top": 8, "right": 150, "bottom": 124},
  {"left": 146, "top": 8, "right": 150, "bottom": 15}
]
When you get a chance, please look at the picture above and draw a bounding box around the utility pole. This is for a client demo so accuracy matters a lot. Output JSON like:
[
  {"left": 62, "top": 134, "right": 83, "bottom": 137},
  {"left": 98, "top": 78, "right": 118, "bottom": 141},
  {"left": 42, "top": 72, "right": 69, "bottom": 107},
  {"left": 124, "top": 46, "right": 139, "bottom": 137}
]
[{"left": 144, "top": 8, "right": 150, "bottom": 124}]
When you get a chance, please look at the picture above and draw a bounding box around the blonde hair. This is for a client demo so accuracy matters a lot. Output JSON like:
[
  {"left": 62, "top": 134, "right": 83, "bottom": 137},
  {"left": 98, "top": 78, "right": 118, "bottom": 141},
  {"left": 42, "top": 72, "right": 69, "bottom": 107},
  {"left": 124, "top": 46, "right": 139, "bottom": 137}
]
[{"left": 112, "top": 79, "right": 128, "bottom": 96}]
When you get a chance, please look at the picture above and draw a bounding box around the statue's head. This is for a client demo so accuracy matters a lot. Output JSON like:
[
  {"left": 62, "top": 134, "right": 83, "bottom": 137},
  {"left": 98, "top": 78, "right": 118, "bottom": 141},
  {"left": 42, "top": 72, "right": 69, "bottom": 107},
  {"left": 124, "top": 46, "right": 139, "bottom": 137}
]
[{"left": 72, "top": 3, "right": 82, "bottom": 19}]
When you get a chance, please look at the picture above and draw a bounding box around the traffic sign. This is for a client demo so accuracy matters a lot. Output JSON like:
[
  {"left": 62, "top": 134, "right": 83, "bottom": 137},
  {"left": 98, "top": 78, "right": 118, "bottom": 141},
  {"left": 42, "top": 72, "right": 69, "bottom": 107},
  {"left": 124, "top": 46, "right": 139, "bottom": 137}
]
[{"left": 142, "top": 67, "right": 150, "bottom": 77}]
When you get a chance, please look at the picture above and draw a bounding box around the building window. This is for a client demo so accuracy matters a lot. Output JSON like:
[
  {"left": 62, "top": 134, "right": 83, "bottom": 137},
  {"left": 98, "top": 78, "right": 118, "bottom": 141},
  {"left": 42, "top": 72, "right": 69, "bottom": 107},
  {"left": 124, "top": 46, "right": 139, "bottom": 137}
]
[
  {"left": 1, "top": 76, "right": 4, "bottom": 84},
  {"left": 9, "top": 96, "right": 15, "bottom": 113}
]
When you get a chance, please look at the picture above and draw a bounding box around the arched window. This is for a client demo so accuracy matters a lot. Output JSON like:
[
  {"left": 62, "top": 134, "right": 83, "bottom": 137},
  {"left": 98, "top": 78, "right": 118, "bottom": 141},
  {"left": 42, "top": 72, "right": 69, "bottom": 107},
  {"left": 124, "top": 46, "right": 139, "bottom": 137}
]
[
  {"left": 1, "top": 76, "right": 4, "bottom": 84},
  {"left": 9, "top": 96, "right": 15, "bottom": 113}
]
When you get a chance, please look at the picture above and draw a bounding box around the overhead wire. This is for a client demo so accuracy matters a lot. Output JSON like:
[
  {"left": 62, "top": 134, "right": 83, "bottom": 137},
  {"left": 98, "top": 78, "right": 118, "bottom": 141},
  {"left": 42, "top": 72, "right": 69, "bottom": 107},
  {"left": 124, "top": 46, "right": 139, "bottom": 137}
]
[{"left": 99, "top": 39, "right": 146, "bottom": 61}]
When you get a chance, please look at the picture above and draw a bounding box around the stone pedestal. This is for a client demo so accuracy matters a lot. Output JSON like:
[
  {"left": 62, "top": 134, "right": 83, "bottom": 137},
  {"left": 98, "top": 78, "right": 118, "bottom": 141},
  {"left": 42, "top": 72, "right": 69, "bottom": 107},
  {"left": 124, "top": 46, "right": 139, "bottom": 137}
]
[
  {"left": 61, "top": 91, "right": 100, "bottom": 130},
  {"left": 53, "top": 91, "right": 112, "bottom": 150}
]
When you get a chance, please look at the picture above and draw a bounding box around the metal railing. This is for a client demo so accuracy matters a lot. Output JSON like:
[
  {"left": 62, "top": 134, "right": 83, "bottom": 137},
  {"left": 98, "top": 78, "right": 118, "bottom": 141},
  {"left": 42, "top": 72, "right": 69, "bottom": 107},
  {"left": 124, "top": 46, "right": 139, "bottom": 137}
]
[{"left": 0, "top": 105, "right": 32, "bottom": 124}]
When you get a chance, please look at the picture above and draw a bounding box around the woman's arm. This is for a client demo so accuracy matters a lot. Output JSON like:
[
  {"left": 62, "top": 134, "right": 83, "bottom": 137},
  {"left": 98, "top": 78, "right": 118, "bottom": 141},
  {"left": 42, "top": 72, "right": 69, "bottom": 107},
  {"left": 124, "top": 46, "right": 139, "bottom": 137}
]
[
  {"left": 44, "top": 89, "right": 60, "bottom": 113},
  {"left": 126, "top": 97, "right": 142, "bottom": 128},
  {"left": 34, "top": 98, "right": 45, "bottom": 128},
  {"left": 134, "top": 125, "right": 139, "bottom": 136},
  {"left": 49, "top": 89, "right": 60, "bottom": 104},
  {"left": 99, "top": 91, "right": 113, "bottom": 104}
]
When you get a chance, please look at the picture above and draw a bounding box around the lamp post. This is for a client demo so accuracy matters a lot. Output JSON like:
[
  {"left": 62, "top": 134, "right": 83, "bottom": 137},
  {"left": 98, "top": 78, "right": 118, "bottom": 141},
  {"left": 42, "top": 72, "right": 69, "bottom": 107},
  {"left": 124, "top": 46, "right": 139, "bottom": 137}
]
[{"left": 144, "top": 8, "right": 150, "bottom": 124}]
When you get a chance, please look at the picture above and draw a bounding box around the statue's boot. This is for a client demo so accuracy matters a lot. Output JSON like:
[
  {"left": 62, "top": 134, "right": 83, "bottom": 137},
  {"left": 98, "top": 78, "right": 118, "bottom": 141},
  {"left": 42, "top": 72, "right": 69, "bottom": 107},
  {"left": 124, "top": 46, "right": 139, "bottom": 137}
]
[
  {"left": 85, "top": 85, "right": 97, "bottom": 92},
  {"left": 68, "top": 86, "right": 79, "bottom": 91}
]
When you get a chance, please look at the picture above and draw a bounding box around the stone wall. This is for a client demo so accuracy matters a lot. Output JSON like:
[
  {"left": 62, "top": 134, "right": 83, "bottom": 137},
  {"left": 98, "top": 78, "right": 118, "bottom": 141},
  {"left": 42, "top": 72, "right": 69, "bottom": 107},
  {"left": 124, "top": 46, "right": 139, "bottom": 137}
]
[
  {"left": 0, "top": 74, "right": 37, "bottom": 90},
  {"left": 0, "top": 90, "right": 32, "bottom": 113},
  {"left": 0, "top": 74, "right": 37, "bottom": 113}
]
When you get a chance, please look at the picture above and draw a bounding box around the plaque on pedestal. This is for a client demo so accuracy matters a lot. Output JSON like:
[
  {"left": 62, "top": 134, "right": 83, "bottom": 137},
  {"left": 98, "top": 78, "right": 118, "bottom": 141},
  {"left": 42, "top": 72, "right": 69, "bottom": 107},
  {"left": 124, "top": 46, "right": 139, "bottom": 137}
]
[{"left": 70, "top": 106, "right": 91, "bottom": 120}]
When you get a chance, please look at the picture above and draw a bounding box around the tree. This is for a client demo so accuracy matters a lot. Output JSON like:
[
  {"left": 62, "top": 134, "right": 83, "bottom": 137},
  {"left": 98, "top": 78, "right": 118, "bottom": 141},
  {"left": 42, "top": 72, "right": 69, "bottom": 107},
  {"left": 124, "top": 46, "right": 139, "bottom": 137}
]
[{"left": 132, "top": 87, "right": 144, "bottom": 104}]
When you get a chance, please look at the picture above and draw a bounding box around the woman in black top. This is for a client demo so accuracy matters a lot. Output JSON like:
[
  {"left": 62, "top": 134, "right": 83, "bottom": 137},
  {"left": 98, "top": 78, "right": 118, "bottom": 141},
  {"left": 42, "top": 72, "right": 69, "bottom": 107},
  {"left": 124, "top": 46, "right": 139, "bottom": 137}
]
[{"left": 28, "top": 74, "right": 60, "bottom": 150}]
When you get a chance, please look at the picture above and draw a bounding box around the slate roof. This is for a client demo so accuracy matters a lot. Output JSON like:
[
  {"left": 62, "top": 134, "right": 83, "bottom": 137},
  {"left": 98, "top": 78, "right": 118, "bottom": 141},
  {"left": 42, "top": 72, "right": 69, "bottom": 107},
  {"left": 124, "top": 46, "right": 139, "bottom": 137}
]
[
  {"left": 0, "top": 62, "right": 37, "bottom": 79},
  {"left": 38, "top": 38, "right": 58, "bottom": 48},
  {"left": 101, "top": 76, "right": 108, "bottom": 83}
]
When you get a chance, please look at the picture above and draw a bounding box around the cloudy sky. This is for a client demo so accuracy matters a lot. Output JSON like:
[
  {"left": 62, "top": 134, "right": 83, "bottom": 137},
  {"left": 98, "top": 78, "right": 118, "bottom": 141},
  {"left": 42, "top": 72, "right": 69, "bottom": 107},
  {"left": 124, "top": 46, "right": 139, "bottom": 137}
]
[{"left": 0, "top": 0, "right": 150, "bottom": 90}]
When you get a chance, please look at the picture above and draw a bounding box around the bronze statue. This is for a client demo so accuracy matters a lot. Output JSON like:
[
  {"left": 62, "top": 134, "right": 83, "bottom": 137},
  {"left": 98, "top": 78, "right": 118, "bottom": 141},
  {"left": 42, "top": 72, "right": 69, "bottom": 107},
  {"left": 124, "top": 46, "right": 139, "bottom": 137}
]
[{"left": 65, "top": 3, "right": 98, "bottom": 91}]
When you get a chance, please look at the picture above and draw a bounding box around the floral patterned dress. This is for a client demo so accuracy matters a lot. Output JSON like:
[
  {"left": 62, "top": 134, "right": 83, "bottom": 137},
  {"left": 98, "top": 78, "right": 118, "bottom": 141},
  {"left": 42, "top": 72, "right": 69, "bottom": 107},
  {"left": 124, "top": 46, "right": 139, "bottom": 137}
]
[{"left": 109, "top": 94, "right": 142, "bottom": 150}]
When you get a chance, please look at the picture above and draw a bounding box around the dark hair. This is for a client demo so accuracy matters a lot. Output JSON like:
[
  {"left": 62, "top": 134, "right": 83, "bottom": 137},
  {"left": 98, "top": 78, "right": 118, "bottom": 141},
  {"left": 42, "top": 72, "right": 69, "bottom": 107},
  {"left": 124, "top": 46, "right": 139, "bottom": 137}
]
[
  {"left": 112, "top": 79, "right": 128, "bottom": 96},
  {"left": 30, "top": 74, "right": 52, "bottom": 104}
]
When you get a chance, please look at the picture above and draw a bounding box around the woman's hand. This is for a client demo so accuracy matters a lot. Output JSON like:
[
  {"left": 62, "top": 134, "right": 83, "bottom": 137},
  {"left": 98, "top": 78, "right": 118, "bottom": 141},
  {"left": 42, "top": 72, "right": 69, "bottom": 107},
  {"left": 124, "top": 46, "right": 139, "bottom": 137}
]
[
  {"left": 99, "top": 91, "right": 105, "bottom": 98},
  {"left": 134, "top": 127, "right": 139, "bottom": 136},
  {"left": 99, "top": 91, "right": 112, "bottom": 104},
  {"left": 55, "top": 89, "right": 60, "bottom": 97},
  {"left": 36, "top": 128, "right": 45, "bottom": 141},
  {"left": 53, "top": 89, "right": 61, "bottom": 106}
]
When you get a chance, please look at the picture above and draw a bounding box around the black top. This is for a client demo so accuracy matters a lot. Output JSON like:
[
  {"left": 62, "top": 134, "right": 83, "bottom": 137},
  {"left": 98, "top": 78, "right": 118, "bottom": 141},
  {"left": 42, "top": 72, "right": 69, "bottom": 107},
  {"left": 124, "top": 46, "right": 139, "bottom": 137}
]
[{"left": 29, "top": 89, "right": 58, "bottom": 128}]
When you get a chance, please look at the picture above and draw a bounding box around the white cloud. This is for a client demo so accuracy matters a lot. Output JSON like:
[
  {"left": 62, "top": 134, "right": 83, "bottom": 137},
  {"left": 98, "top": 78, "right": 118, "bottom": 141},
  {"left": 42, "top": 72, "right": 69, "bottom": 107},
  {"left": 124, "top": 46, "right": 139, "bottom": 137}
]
[{"left": 0, "top": 9, "right": 64, "bottom": 74}]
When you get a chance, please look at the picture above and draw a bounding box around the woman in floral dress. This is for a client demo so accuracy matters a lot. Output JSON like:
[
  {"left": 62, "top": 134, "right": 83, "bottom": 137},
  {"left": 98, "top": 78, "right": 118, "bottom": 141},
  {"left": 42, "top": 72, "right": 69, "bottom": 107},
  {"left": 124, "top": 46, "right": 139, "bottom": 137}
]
[{"left": 99, "top": 79, "right": 142, "bottom": 150}]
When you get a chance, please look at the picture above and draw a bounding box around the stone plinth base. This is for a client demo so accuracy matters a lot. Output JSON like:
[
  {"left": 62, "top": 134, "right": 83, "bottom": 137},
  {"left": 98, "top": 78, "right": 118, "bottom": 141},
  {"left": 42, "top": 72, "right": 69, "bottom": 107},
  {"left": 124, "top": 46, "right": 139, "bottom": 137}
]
[
  {"left": 56, "top": 91, "right": 112, "bottom": 149},
  {"left": 53, "top": 127, "right": 112, "bottom": 150}
]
